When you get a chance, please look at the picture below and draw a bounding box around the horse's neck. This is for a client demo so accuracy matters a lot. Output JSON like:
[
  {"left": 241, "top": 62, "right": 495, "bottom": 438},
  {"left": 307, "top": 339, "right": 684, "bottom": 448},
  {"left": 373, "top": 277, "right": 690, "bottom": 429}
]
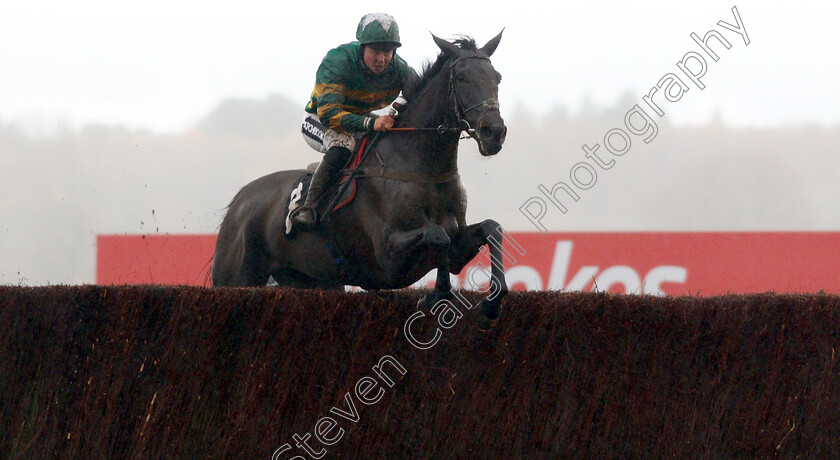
[{"left": 381, "top": 71, "right": 460, "bottom": 174}]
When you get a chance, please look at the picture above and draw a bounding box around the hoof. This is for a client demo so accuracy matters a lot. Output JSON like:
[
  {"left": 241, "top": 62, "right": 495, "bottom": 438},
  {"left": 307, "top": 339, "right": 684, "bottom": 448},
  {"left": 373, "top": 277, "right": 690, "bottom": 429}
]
[
  {"left": 478, "top": 298, "right": 501, "bottom": 320},
  {"left": 473, "top": 314, "right": 494, "bottom": 331}
]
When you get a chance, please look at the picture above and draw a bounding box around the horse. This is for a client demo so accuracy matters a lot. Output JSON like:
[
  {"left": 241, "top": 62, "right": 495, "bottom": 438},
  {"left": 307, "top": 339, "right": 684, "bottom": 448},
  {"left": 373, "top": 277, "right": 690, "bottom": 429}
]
[{"left": 212, "top": 31, "right": 509, "bottom": 319}]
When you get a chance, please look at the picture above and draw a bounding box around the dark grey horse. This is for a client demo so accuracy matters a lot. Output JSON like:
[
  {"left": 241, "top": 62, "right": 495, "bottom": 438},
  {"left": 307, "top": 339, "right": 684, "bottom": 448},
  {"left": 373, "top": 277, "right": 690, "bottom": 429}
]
[{"left": 212, "top": 32, "right": 509, "bottom": 318}]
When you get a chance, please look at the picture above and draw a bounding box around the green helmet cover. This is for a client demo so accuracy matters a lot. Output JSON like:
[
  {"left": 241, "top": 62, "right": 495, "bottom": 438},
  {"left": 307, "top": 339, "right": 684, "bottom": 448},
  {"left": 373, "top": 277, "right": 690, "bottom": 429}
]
[{"left": 356, "top": 13, "right": 401, "bottom": 48}]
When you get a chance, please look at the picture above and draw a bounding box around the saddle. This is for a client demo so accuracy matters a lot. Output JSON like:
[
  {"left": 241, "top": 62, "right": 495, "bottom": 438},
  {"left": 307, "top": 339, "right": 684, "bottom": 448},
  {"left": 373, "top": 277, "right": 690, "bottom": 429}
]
[
  {"left": 283, "top": 137, "right": 371, "bottom": 235},
  {"left": 283, "top": 135, "right": 461, "bottom": 235}
]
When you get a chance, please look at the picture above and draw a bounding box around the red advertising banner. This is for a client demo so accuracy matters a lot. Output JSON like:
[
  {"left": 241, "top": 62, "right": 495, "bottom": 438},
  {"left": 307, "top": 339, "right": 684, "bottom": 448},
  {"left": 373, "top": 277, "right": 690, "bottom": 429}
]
[
  {"left": 97, "top": 235, "right": 217, "bottom": 286},
  {"left": 96, "top": 233, "right": 840, "bottom": 296}
]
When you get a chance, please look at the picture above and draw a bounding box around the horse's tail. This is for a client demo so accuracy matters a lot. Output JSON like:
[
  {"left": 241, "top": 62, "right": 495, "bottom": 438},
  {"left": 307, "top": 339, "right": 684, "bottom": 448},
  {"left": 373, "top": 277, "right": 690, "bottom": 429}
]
[
  {"left": 200, "top": 254, "right": 214, "bottom": 287},
  {"left": 206, "top": 182, "right": 251, "bottom": 287}
]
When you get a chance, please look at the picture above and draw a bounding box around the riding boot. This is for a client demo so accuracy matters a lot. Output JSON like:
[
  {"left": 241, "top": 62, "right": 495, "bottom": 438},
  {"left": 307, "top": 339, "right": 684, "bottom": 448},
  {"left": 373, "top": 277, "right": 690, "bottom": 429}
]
[{"left": 291, "top": 148, "right": 349, "bottom": 232}]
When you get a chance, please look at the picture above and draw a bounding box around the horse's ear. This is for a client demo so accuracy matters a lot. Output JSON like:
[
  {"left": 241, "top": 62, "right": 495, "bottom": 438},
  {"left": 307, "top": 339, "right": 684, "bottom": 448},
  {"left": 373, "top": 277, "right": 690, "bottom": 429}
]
[
  {"left": 431, "top": 33, "right": 461, "bottom": 56},
  {"left": 480, "top": 29, "right": 504, "bottom": 57}
]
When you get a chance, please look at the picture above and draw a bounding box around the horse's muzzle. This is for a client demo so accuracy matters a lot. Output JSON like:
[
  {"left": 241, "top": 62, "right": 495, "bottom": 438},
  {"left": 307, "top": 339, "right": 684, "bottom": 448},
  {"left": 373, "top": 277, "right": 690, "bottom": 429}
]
[{"left": 477, "top": 115, "right": 507, "bottom": 156}]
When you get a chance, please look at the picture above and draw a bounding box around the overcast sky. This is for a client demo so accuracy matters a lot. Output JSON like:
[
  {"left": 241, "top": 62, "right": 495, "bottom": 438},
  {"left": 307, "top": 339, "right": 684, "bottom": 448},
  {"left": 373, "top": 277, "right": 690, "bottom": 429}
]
[{"left": 1, "top": 0, "right": 838, "bottom": 134}]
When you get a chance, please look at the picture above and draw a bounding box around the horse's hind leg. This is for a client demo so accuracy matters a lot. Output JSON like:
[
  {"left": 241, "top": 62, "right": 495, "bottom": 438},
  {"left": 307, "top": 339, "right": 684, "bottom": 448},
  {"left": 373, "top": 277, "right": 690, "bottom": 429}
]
[
  {"left": 450, "top": 220, "right": 520, "bottom": 319},
  {"left": 213, "top": 256, "right": 269, "bottom": 287},
  {"left": 269, "top": 268, "right": 343, "bottom": 290},
  {"left": 212, "top": 235, "right": 271, "bottom": 287}
]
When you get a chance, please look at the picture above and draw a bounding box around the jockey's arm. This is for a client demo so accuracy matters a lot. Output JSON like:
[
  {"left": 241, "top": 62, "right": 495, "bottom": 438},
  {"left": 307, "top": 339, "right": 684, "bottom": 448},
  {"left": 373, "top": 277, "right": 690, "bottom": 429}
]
[
  {"left": 313, "top": 62, "right": 377, "bottom": 133},
  {"left": 315, "top": 95, "right": 376, "bottom": 133}
]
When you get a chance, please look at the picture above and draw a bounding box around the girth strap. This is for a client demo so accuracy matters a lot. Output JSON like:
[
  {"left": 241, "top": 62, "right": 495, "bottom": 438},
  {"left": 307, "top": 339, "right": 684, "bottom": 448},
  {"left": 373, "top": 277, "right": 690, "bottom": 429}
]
[{"left": 352, "top": 167, "right": 460, "bottom": 184}]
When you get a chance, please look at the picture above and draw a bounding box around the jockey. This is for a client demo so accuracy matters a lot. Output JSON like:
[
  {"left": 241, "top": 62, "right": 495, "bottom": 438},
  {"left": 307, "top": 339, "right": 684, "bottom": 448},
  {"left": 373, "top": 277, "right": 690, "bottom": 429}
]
[{"left": 292, "top": 12, "right": 417, "bottom": 232}]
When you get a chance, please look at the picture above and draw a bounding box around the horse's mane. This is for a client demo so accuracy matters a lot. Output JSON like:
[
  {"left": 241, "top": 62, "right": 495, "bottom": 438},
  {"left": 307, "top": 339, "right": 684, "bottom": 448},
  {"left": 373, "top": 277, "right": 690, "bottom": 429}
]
[{"left": 403, "top": 36, "right": 479, "bottom": 103}]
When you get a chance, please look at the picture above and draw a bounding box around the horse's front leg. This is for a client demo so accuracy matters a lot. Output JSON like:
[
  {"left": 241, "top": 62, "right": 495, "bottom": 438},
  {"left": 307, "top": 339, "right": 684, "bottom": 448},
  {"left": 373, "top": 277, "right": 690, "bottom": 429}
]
[
  {"left": 450, "top": 219, "right": 515, "bottom": 320},
  {"left": 378, "top": 224, "right": 453, "bottom": 309}
]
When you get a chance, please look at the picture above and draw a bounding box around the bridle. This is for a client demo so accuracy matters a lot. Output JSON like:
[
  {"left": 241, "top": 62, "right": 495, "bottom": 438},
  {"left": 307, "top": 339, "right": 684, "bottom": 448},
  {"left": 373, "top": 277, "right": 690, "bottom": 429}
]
[
  {"left": 389, "top": 54, "right": 500, "bottom": 137},
  {"left": 448, "top": 55, "right": 500, "bottom": 139}
]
